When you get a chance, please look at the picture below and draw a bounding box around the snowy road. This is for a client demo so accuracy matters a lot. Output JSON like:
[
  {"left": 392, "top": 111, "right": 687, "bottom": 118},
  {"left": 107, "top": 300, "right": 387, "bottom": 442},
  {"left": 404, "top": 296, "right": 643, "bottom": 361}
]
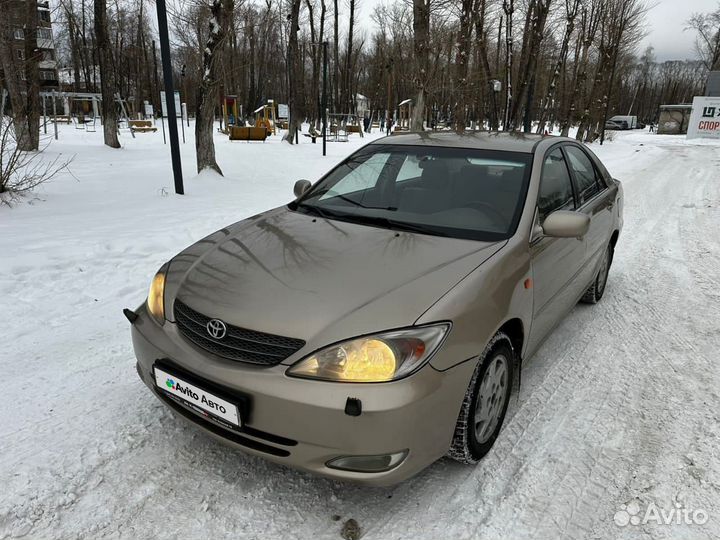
[{"left": 1, "top": 127, "right": 719, "bottom": 539}]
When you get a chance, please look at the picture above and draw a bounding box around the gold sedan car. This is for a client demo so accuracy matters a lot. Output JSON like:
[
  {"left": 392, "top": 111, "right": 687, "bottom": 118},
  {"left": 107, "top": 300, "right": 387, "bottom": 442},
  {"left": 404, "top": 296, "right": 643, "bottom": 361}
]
[{"left": 128, "top": 132, "right": 623, "bottom": 485}]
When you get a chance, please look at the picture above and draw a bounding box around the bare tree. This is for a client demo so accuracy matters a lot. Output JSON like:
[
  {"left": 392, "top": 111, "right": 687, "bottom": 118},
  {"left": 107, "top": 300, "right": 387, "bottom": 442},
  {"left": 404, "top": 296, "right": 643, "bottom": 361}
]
[
  {"left": 0, "top": 0, "right": 41, "bottom": 151},
  {"left": 687, "top": 5, "right": 720, "bottom": 71},
  {"left": 94, "top": 0, "right": 120, "bottom": 148},
  {"left": 473, "top": 0, "right": 496, "bottom": 130},
  {"left": 538, "top": 0, "right": 580, "bottom": 133},
  {"left": 283, "top": 0, "right": 302, "bottom": 143},
  {"left": 344, "top": 0, "right": 357, "bottom": 113},
  {"left": 502, "top": 0, "right": 514, "bottom": 130},
  {"left": 411, "top": 0, "right": 431, "bottom": 131},
  {"left": 333, "top": 0, "right": 339, "bottom": 110},
  {"left": 0, "top": 116, "right": 71, "bottom": 205},
  {"left": 453, "top": 0, "right": 474, "bottom": 133},
  {"left": 195, "top": 0, "right": 234, "bottom": 174},
  {"left": 510, "top": 0, "right": 552, "bottom": 130}
]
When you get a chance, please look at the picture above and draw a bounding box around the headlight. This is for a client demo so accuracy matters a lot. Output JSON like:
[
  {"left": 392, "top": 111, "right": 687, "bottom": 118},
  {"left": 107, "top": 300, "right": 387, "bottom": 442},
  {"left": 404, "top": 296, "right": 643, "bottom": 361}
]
[
  {"left": 146, "top": 264, "right": 168, "bottom": 324},
  {"left": 287, "top": 324, "right": 450, "bottom": 382}
]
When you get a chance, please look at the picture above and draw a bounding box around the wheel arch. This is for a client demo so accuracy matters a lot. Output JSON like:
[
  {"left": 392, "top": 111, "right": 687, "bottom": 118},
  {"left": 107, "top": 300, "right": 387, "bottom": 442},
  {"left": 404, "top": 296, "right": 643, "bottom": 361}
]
[{"left": 496, "top": 317, "right": 524, "bottom": 362}]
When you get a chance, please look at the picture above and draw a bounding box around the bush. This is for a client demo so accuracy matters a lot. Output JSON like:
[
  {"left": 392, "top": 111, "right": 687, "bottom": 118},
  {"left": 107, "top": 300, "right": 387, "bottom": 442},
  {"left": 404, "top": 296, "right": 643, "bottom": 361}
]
[{"left": 0, "top": 116, "right": 71, "bottom": 205}]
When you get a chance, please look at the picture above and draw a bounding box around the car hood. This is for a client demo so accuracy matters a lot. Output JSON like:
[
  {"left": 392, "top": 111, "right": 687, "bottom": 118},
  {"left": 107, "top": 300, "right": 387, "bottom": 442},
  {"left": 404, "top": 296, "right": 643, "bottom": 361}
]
[{"left": 165, "top": 207, "right": 503, "bottom": 357}]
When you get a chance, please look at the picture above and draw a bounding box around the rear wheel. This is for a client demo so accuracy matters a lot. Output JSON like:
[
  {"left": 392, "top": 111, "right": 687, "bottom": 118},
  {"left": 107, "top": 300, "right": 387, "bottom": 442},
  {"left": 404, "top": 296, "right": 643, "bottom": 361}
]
[
  {"left": 581, "top": 243, "right": 613, "bottom": 304},
  {"left": 448, "top": 333, "right": 514, "bottom": 464}
]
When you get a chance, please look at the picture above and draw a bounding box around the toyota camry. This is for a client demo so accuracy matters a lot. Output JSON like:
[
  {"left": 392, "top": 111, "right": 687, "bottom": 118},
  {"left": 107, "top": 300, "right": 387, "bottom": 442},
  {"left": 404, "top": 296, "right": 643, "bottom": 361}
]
[{"left": 128, "top": 132, "right": 623, "bottom": 485}]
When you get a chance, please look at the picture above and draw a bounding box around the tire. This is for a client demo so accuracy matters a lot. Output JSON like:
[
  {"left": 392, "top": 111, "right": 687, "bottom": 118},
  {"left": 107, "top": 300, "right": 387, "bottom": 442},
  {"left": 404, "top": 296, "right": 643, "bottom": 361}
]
[
  {"left": 448, "top": 332, "right": 515, "bottom": 464},
  {"left": 581, "top": 243, "right": 613, "bottom": 304}
]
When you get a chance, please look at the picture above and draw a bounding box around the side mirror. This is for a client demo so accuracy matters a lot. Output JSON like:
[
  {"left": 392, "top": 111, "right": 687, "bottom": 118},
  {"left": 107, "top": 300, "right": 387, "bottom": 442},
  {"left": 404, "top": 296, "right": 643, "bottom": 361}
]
[
  {"left": 542, "top": 210, "right": 590, "bottom": 239},
  {"left": 293, "top": 179, "right": 312, "bottom": 198}
]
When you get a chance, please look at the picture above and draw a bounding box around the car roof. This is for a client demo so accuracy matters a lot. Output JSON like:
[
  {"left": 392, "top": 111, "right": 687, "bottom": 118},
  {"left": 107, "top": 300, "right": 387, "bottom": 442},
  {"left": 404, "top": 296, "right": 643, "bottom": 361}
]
[{"left": 368, "top": 131, "right": 552, "bottom": 153}]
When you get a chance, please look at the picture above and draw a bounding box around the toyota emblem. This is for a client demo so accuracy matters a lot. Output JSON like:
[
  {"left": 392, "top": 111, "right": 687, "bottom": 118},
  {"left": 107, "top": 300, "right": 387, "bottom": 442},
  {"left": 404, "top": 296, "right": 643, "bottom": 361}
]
[{"left": 206, "top": 319, "right": 227, "bottom": 339}]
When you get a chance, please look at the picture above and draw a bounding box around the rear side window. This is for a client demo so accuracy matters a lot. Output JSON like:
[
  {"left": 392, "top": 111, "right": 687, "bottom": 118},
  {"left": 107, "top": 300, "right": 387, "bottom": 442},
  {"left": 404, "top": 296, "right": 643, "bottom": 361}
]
[
  {"left": 564, "top": 146, "right": 602, "bottom": 205},
  {"left": 538, "top": 148, "right": 575, "bottom": 221}
]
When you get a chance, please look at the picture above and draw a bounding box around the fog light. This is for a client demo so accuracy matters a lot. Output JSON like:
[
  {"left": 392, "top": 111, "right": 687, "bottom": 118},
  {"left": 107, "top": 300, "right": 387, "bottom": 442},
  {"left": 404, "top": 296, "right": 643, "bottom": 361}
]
[{"left": 326, "top": 450, "right": 408, "bottom": 473}]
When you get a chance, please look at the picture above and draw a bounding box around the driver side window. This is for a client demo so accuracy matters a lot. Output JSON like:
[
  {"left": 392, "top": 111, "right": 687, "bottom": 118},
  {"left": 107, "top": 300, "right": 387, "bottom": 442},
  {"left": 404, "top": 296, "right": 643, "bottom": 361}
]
[{"left": 538, "top": 148, "right": 575, "bottom": 222}]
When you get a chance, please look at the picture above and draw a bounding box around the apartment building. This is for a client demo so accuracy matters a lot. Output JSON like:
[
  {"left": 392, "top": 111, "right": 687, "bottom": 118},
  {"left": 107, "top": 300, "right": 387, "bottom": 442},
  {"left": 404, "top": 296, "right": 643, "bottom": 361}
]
[{"left": 3, "top": 0, "right": 59, "bottom": 89}]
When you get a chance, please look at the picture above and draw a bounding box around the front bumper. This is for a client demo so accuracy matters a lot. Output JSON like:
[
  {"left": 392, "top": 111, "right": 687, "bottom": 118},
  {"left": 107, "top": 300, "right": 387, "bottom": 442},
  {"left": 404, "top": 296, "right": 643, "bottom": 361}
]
[{"left": 131, "top": 307, "right": 475, "bottom": 486}]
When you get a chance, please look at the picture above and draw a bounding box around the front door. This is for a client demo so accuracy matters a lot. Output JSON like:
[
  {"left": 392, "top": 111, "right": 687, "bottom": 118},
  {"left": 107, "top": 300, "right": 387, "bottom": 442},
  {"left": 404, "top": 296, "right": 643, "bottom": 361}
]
[
  {"left": 563, "top": 144, "right": 614, "bottom": 282},
  {"left": 527, "top": 147, "right": 586, "bottom": 355}
]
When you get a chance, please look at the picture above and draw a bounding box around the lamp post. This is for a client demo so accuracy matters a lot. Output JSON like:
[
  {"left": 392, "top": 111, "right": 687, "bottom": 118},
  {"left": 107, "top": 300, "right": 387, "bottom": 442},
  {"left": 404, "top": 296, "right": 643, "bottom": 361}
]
[
  {"left": 311, "top": 41, "right": 329, "bottom": 156},
  {"left": 155, "top": 0, "right": 183, "bottom": 195}
]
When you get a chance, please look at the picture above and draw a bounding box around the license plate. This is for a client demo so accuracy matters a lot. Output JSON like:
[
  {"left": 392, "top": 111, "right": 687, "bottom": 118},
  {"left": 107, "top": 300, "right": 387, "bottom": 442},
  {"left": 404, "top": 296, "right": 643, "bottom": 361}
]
[{"left": 154, "top": 366, "right": 241, "bottom": 427}]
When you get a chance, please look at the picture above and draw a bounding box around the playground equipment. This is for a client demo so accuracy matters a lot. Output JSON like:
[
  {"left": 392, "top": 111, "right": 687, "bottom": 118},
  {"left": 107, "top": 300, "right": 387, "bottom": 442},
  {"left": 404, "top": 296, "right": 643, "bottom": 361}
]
[
  {"left": 254, "top": 100, "right": 277, "bottom": 135},
  {"left": 229, "top": 125, "right": 268, "bottom": 142},
  {"left": 221, "top": 95, "right": 240, "bottom": 134},
  {"left": 129, "top": 120, "right": 158, "bottom": 133},
  {"left": 327, "top": 113, "right": 364, "bottom": 142},
  {"left": 74, "top": 114, "right": 97, "bottom": 132},
  {"left": 396, "top": 99, "right": 412, "bottom": 131},
  {"left": 39, "top": 91, "right": 135, "bottom": 139}
]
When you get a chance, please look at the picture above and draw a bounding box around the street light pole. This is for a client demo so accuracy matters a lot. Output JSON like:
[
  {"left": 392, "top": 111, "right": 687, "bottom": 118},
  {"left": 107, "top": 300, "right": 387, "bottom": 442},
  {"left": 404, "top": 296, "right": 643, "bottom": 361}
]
[{"left": 155, "top": 0, "right": 184, "bottom": 195}]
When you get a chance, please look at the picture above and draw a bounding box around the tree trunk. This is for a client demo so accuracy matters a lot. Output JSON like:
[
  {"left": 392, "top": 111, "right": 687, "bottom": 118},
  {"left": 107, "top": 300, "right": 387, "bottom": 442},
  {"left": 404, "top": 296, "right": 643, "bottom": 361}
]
[
  {"left": 23, "top": 0, "right": 41, "bottom": 150},
  {"left": 333, "top": 0, "right": 339, "bottom": 111},
  {"left": 195, "top": 0, "right": 234, "bottom": 173},
  {"left": 538, "top": 0, "right": 579, "bottom": 133},
  {"left": 473, "top": 0, "right": 495, "bottom": 130},
  {"left": 453, "top": 0, "right": 474, "bottom": 133},
  {"left": 502, "top": 0, "right": 514, "bottom": 131},
  {"left": 0, "top": 0, "right": 41, "bottom": 151},
  {"left": 510, "top": 0, "right": 552, "bottom": 130},
  {"left": 94, "top": 0, "right": 120, "bottom": 148},
  {"left": 305, "top": 0, "right": 319, "bottom": 124},
  {"left": 0, "top": 21, "right": 26, "bottom": 150},
  {"left": 345, "top": 0, "right": 356, "bottom": 114},
  {"left": 318, "top": 0, "right": 326, "bottom": 127},
  {"left": 411, "top": 0, "right": 430, "bottom": 132},
  {"left": 283, "top": 0, "right": 302, "bottom": 143}
]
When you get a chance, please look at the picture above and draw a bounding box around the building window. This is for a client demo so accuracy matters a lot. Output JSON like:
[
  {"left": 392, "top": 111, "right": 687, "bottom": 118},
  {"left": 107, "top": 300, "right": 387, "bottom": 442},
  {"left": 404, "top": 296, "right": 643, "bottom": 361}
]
[
  {"left": 37, "top": 28, "right": 52, "bottom": 40},
  {"left": 14, "top": 28, "right": 24, "bottom": 40},
  {"left": 16, "top": 49, "right": 25, "bottom": 60},
  {"left": 40, "top": 70, "right": 57, "bottom": 81}
]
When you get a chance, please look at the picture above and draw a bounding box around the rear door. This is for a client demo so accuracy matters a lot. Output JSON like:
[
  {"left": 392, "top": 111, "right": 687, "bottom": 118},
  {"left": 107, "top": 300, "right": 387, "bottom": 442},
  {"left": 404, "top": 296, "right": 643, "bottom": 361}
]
[
  {"left": 527, "top": 146, "right": 586, "bottom": 355},
  {"left": 562, "top": 144, "right": 614, "bottom": 284}
]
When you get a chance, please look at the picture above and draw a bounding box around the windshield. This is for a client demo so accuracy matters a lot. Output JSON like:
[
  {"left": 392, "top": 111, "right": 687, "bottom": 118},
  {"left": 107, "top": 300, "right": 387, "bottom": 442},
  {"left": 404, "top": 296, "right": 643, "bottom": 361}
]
[{"left": 293, "top": 144, "right": 532, "bottom": 241}]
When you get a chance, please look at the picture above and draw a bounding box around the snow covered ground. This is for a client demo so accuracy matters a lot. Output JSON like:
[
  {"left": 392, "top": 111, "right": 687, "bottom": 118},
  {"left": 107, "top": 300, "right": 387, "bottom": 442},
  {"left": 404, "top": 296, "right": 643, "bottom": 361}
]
[{"left": 1, "top": 123, "right": 719, "bottom": 540}]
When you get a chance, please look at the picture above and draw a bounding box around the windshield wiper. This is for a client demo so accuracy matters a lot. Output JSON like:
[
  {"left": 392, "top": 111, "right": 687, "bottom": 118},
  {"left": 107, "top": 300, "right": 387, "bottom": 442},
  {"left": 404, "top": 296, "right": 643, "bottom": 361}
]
[
  {"left": 296, "top": 203, "right": 339, "bottom": 220},
  {"left": 352, "top": 215, "right": 449, "bottom": 237},
  {"left": 331, "top": 193, "right": 398, "bottom": 211},
  {"left": 296, "top": 203, "right": 445, "bottom": 236}
]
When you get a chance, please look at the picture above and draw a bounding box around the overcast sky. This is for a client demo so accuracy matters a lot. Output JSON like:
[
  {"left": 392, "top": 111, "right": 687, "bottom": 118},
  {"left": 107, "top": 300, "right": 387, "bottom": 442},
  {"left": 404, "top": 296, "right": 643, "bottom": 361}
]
[
  {"left": 640, "top": 0, "right": 714, "bottom": 60},
  {"left": 354, "top": 0, "right": 715, "bottom": 62}
]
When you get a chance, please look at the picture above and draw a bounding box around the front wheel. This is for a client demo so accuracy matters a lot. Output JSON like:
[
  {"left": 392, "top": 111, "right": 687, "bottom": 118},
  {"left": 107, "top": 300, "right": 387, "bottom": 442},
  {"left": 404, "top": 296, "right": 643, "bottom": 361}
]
[
  {"left": 448, "top": 333, "right": 515, "bottom": 464},
  {"left": 581, "top": 244, "right": 613, "bottom": 304}
]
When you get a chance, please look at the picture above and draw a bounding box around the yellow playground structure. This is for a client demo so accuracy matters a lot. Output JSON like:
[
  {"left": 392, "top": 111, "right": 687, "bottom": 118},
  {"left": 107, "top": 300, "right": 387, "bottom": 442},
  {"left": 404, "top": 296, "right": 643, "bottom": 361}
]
[{"left": 254, "top": 100, "right": 277, "bottom": 135}]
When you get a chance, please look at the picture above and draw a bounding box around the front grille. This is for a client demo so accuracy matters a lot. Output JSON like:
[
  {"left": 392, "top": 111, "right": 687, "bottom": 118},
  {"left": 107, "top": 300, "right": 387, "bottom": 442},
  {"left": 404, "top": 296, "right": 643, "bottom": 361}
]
[{"left": 174, "top": 299, "right": 306, "bottom": 365}]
